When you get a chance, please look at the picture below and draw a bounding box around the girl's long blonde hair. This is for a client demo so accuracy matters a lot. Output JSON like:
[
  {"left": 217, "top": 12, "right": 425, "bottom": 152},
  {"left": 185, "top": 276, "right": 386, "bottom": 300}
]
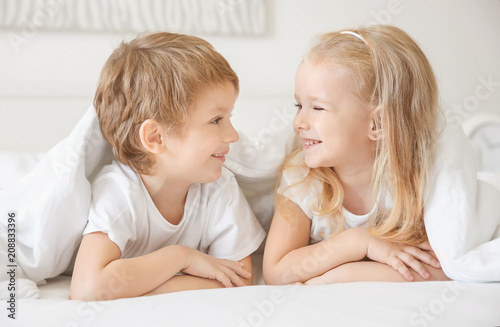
[{"left": 279, "top": 25, "right": 440, "bottom": 245}]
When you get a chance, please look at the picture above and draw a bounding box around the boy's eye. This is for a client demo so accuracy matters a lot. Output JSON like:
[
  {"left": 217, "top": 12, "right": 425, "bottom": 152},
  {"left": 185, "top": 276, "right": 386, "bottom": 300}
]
[
  {"left": 210, "top": 117, "right": 223, "bottom": 124},
  {"left": 294, "top": 103, "right": 302, "bottom": 110},
  {"left": 313, "top": 107, "right": 325, "bottom": 111}
]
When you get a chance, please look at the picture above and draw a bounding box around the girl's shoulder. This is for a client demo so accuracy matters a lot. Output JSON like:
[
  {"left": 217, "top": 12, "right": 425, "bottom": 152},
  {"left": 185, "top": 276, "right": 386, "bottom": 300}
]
[
  {"left": 279, "top": 151, "right": 320, "bottom": 193},
  {"left": 281, "top": 151, "right": 308, "bottom": 181},
  {"left": 278, "top": 151, "right": 323, "bottom": 219}
]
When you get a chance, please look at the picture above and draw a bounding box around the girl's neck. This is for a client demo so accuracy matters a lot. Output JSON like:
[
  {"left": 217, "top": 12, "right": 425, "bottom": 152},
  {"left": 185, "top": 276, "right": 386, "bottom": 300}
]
[
  {"left": 140, "top": 171, "right": 191, "bottom": 225},
  {"left": 334, "top": 165, "right": 374, "bottom": 216}
]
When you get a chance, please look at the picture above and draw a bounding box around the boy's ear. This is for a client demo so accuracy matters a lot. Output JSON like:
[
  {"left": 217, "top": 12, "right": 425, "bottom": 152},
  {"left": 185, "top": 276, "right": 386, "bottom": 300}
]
[
  {"left": 139, "top": 119, "right": 165, "bottom": 154},
  {"left": 368, "top": 105, "right": 383, "bottom": 141}
]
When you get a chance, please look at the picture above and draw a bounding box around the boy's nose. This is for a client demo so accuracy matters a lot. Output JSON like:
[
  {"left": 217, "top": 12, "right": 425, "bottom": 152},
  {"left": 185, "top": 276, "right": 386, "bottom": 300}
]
[{"left": 225, "top": 122, "right": 239, "bottom": 143}]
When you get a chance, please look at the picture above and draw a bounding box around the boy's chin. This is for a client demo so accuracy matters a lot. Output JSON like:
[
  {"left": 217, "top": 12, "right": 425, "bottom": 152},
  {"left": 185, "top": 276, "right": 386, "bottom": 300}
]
[{"left": 200, "top": 167, "right": 223, "bottom": 184}]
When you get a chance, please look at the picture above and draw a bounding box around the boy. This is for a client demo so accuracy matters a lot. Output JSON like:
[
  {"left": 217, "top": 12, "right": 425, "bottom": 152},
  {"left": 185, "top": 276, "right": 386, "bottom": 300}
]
[{"left": 70, "top": 32, "right": 265, "bottom": 300}]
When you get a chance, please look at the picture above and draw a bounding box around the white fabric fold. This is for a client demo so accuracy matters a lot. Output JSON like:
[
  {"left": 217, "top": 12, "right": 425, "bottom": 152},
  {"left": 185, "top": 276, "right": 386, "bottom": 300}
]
[
  {"left": 0, "top": 106, "right": 114, "bottom": 299},
  {"left": 425, "top": 123, "right": 500, "bottom": 282}
]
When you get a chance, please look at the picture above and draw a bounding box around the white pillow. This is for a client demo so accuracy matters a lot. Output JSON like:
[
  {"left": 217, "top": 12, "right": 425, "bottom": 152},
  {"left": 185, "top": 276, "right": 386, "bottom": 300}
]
[{"left": 0, "top": 106, "right": 113, "bottom": 299}]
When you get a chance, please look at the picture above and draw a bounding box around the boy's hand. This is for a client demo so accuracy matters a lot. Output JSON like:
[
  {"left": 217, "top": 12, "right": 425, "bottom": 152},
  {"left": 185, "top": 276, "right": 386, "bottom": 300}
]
[
  {"left": 180, "top": 247, "right": 251, "bottom": 287},
  {"left": 366, "top": 235, "right": 441, "bottom": 281}
]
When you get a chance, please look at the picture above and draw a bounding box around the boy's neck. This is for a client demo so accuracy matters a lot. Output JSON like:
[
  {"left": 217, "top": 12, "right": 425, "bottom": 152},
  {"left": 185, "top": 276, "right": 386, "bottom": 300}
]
[{"left": 140, "top": 172, "right": 191, "bottom": 225}]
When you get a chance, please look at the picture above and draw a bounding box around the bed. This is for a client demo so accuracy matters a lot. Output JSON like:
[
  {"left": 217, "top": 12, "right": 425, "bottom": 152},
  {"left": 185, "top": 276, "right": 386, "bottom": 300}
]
[
  {"left": 11, "top": 263, "right": 500, "bottom": 327},
  {"left": 1, "top": 2, "right": 500, "bottom": 326},
  {"left": 1, "top": 105, "right": 500, "bottom": 327}
]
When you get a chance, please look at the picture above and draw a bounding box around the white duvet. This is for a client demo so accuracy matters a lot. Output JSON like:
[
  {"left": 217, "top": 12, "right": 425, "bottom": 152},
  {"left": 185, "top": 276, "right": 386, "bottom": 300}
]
[{"left": 0, "top": 106, "right": 500, "bottom": 303}]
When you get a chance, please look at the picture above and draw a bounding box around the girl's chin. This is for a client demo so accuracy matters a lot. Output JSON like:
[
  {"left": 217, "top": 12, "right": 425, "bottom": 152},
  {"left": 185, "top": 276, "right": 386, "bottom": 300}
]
[
  {"left": 304, "top": 158, "right": 330, "bottom": 169},
  {"left": 304, "top": 156, "right": 320, "bottom": 169}
]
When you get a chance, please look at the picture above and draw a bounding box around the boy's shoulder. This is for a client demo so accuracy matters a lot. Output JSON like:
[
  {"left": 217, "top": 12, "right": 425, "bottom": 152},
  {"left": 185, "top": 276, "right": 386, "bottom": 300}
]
[
  {"left": 92, "top": 160, "right": 142, "bottom": 191},
  {"left": 88, "top": 161, "right": 147, "bottom": 222}
]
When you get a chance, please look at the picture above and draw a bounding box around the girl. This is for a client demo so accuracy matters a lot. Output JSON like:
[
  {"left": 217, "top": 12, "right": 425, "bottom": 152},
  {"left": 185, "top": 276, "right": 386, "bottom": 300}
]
[{"left": 263, "top": 25, "right": 449, "bottom": 285}]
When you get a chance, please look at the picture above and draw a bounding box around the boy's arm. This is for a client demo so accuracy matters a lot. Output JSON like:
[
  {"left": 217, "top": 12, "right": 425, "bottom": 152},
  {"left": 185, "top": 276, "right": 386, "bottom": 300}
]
[
  {"left": 239, "top": 255, "right": 254, "bottom": 286},
  {"left": 145, "top": 256, "right": 253, "bottom": 295},
  {"left": 304, "top": 261, "right": 449, "bottom": 285},
  {"left": 71, "top": 232, "right": 250, "bottom": 300}
]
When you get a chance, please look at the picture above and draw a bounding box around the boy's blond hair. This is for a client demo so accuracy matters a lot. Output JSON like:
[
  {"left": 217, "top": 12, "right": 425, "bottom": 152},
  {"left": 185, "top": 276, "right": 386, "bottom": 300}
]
[{"left": 94, "top": 32, "right": 239, "bottom": 174}]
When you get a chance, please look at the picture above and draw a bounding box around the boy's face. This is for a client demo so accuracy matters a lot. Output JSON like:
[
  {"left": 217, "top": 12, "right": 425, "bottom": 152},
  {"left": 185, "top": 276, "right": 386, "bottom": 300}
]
[{"left": 161, "top": 81, "right": 239, "bottom": 183}]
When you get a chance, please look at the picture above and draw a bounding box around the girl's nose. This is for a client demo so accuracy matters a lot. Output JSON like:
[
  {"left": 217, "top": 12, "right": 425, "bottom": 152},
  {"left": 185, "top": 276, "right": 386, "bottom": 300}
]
[{"left": 293, "top": 108, "right": 309, "bottom": 131}]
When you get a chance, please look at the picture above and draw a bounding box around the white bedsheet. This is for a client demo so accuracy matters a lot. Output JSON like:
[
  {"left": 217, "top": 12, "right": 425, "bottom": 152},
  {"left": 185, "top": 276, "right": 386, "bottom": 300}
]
[{"left": 3, "top": 255, "right": 500, "bottom": 327}]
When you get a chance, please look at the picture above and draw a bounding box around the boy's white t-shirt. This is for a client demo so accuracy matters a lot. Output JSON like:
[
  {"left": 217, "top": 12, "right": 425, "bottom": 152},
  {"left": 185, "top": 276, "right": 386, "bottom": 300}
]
[
  {"left": 277, "top": 152, "right": 391, "bottom": 244},
  {"left": 84, "top": 160, "right": 266, "bottom": 261}
]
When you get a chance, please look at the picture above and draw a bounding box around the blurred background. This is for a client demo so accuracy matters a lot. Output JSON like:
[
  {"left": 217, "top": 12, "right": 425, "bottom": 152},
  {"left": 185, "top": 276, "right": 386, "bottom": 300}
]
[{"left": 0, "top": 0, "right": 499, "bottom": 152}]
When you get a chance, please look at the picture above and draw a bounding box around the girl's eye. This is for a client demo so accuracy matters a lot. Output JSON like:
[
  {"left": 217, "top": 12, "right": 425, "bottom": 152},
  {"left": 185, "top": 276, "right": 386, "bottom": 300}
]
[
  {"left": 313, "top": 107, "right": 325, "bottom": 111},
  {"left": 294, "top": 103, "right": 302, "bottom": 110},
  {"left": 210, "top": 117, "right": 223, "bottom": 124}
]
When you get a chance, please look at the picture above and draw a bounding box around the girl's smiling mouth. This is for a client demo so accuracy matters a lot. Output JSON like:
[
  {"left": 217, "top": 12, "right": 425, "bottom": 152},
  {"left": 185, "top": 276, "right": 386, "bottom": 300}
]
[{"left": 302, "top": 138, "right": 322, "bottom": 149}]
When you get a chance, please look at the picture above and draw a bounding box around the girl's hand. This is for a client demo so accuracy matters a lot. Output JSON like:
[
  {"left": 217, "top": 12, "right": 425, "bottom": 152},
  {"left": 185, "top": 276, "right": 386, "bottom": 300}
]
[
  {"left": 366, "top": 236, "right": 441, "bottom": 281},
  {"left": 180, "top": 247, "right": 251, "bottom": 287}
]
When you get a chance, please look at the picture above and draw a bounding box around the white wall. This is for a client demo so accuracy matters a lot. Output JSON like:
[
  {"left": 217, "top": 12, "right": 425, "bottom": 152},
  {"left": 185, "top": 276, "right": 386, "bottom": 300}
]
[{"left": 1, "top": 0, "right": 499, "bottom": 152}]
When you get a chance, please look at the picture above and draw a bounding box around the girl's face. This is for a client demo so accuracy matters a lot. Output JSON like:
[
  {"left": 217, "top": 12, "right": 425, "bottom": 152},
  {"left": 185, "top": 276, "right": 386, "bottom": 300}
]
[
  {"left": 161, "top": 81, "right": 239, "bottom": 183},
  {"left": 293, "top": 59, "right": 375, "bottom": 170}
]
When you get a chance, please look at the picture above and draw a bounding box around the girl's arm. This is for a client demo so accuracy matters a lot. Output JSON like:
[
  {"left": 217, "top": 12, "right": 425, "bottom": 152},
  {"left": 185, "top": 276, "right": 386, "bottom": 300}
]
[
  {"left": 263, "top": 196, "right": 441, "bottom": 284},
  {"left": 70, "top": 232, "right": 251, "bottom": 300},
  {"left": 263, "top": 197, "right": 368, "bottom": 284},
  {"left": 145, "top": 256, "right": 254, "bottom": 295},
  {"left": 304, "top": 260, "right": 449, "bottom": 285}
]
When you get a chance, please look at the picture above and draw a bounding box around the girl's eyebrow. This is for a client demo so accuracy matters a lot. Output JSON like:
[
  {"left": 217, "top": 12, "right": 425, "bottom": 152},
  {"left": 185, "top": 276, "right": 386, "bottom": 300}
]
[{"left": 295, "top": 94, "right": 327, "bottom": 103}]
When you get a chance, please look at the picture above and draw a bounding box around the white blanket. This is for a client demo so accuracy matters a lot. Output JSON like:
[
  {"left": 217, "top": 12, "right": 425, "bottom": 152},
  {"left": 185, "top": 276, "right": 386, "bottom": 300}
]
[
  {"left": 425, "top": 123, "right": 500, "bottom": 282},
  {"left": 0, "top": 107, "right": 114, "bottom": 299},
  {"left": 1, "top": 106, "right": 499, "bottom": 300}
]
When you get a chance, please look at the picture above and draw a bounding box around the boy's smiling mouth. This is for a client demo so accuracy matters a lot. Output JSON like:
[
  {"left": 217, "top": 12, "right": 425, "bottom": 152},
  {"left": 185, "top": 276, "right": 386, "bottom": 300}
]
[{"left": 211, "top": 151, "right": 228, "bottom": 162}]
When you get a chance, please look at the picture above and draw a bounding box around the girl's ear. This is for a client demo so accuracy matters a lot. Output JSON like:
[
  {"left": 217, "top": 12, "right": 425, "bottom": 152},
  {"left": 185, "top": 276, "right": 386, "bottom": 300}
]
[
  {"left": 368, "top": 106, "right": 383, "bottom": 141},
  {"left": 139, "top": 119, "right": 166, "bottom": 154}
]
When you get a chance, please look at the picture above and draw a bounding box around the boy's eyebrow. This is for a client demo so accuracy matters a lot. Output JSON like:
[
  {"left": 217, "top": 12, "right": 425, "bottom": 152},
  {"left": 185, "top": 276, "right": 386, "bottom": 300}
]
[
  {"left": 209, "top": 106, "right": 234, "bottom": 114},
  {"left": 205, "top": 106, "right": 234, "bottom": 121}
]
